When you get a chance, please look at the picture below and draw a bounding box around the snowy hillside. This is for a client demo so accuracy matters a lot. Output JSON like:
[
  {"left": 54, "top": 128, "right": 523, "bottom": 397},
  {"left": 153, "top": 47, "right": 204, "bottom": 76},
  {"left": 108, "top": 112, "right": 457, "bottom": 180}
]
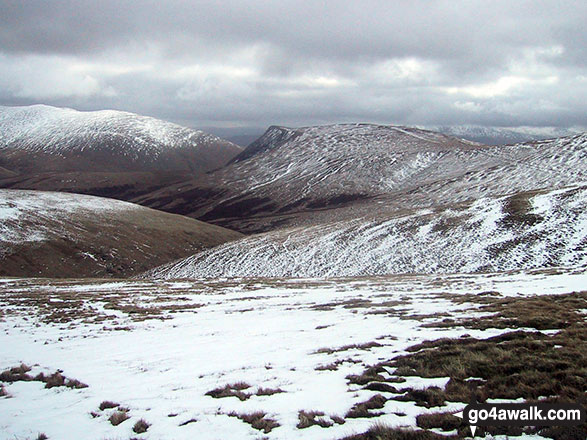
[
  {"left": 424, "top": 125, "right": 584, "bottom": 145},
  {"left": 146, "top": 184, "right": 587, "bottom": 279},
  {"left": 133, "top": 124, "right": 488, "bottom": 228},
  {"left": 135, "top": 125, "right": 587, "bottom": 233},
  {"left": 0, "top": 189, "right": 242, "bottom": 278},
  {"left": 0, "top": 105, "right": 241, "bottom": 173}
]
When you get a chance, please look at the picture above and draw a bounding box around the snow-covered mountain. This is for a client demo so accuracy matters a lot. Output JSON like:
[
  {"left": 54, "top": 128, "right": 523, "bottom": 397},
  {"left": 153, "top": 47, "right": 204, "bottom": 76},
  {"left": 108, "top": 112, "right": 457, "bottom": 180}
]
[
  {"left": 0, "top": 105, "right": 241, "bottom": 173},
  {"left": 143, "top": 127, "right": 587, "bottom": 279},
  {"left": 145, "top": 184, "right": 587, "bottom": 279},
  {"left": 133, "top": 124, "right": 488, "bottom": 231},
  {"left": 0, "top": 189, "right": 242, "bottom": 278},
  {"left": 424, "top": 125, "right": 583, "bottom": 145},
  {"left": 135, "top": 124, "right": 586, "bottom": 234}
]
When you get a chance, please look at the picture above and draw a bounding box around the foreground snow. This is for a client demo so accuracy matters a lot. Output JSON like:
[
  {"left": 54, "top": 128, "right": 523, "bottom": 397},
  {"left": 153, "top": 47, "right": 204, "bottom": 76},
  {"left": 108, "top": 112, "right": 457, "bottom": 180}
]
[{"left": 0, "top": 268, "right": 585, "bottom": 439}]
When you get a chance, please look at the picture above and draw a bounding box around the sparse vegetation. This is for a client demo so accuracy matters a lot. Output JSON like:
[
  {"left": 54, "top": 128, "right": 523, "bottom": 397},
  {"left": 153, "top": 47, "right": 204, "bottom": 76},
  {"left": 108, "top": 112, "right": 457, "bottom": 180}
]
[
  {"left": 296, "top": 410, "right": 334, "bottom": 429},
  {"left": 133, "top": 418, "right": 150, "bottom": 433},
  {"left": 108, "top": 410, "right": 130, "bottom": 426},
  {"left": 99, "top": 400, "right": 120, "bottom": 410},
  {"left": 416, "top": 412, "right": 463, "bottom": 431},
  {"left": 314, "top": 341, "right": 382, "bottom": 355},
  {"left": 205, "top": 382, "right": 251, "bottom": 401},
  {"left": 0, "top": 365, "right": 87, "bottom": 390},
  {"left": 228, "top": 411, "right": 280, "bottom": 433},
  {"left": 345, "top": 394, "right": 387, "bottom": 418},
  {"left": 256, "top": 386, "right": 285, "bottom": 396},
  {"left": 346, "top": 291, "right": 587, "bottom": 439}
]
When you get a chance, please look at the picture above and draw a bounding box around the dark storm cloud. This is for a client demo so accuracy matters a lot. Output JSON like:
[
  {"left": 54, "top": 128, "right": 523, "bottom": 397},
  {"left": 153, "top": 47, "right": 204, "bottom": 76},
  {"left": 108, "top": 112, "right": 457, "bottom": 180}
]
[{"left": 0, "top": 0, "right": 585, "bottom": 130}]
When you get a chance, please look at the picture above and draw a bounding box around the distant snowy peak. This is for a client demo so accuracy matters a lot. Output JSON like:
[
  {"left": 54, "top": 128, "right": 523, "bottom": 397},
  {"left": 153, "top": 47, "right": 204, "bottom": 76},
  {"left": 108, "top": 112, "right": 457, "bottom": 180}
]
[
  {"left": 426, "top": 125, "right": 584, "bottom": 145},
  {"left": 0, "top": 105, "right": 241, "bottom": 173}
]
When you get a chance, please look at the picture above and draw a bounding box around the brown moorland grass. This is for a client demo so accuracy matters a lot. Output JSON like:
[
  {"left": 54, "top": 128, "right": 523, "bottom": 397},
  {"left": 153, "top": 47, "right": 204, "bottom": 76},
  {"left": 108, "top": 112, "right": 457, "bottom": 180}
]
[
  {"left": 344, "top": 291, "right": 586, "bottom": 439},
  {"left": 108, "top": 410, "right": 130, "bottom": 426},
  {"left": 132, "top": 418, "right": 151, "bottom": 433},
  {"left": 228, "top": 411, "right": 280, "bottom": 433},
  {"left": 205, "top": 382, "right": 251, "bottom": 401}
]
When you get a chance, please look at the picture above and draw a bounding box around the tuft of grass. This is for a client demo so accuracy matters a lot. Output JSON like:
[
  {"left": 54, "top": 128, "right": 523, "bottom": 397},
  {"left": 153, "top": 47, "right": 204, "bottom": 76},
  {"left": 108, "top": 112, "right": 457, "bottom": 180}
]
[
  {"left": 0, "top": 363, "right": 32, "bottom": 382},
  {"left": 296, "top": 410, "right": 333, "bottom": 429},
  {"left": 394, "top": 386, "right": 446, "bottom": 408},
  {"left": 99, "top": 400, "right": 119, "bottom": 410},
  {"left": 36, "top": 434, "right": 49, "bottom": 440},
  {"left": 314, "top": 341, "right": 382, "bottom": 355},
  {"left": 228, "top": 411, "right": 280, "bottom": 433},
  {"left": 0, "top": 384, "right": 8, "bottom": 397},
  {"left": 205, "top": 382, "right": 251, "bottom": 401},
  {"left": 132, "top": 418, "right": 150, "bottom": 433},
  {"left": 346, "top": 366, "right": 387, "bottom": 385},
  {"left": 256, "top": 387, "right": 285, "bottom": 396},
  {"left": 416, "top": 412, "right": 464, "bottom": 431},
  {"left": 345, "top": 394, "right": 387, "bottom": 418},
  {"left": 108, "top": 410, "right": 130, "bottom": 426}
]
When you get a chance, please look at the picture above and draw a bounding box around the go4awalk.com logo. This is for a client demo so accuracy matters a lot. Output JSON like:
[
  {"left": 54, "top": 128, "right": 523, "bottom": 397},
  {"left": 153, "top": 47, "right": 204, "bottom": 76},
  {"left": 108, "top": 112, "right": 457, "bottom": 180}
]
[{"left": 454, "top": 402, "right": 586, "bottom": 437}]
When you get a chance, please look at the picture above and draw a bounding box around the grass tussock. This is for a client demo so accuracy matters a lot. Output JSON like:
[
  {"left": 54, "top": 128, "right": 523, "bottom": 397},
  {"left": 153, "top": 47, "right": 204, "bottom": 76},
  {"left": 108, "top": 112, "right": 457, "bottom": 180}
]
[
  {"left": 99, "top": 400, "right": 120, "bottom": 410},
  {"left": 416, "top": 412, "right": 464, "bottom": 431},
  {"left": 256, "top": 386, "right": 285, "bottom": 396},
  {"left": 205, "top": 382, "right": 251, "bottom": 401},
  {"left": 108, "top": 410, "right": 130, "bottom": 426},
  {"left": 314, "top": 341, "right": 382, "bottom": 355},
  {"left": 0, "top": 365, "right": 87, "bottom": 390},
  {"left": 0, "top": 363, "right": 32, "bottom": 382},
  {"left": 132, "top": 418, "right": 150, "bottom": 433},
  {"left": 296, "top": 410, "right": 334, "bottom": 429},
  {"left": 228, "top": 411, "right": 280, "bottom": 433},
  {"left": 345, "top": 394, "right": 387, "bottom": 418}
]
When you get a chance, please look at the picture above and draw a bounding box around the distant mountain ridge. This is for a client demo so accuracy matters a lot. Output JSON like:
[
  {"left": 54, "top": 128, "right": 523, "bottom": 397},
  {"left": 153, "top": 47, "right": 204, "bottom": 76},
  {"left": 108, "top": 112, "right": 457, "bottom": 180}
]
[
  {"left": 0, "top": 104, "right": 242, "bottom": 202},
  {"left": 0, "top": 104, "right": 242, "bottom": 173},
  {"left": 425, "top": 125, "right": 584, "bottom": 145}
]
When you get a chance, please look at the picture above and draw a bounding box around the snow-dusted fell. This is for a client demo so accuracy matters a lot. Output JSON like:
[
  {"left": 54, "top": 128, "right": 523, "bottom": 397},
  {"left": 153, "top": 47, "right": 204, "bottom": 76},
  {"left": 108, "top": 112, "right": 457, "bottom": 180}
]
[
  {"left": 135, "top": 125, "right": 586, "bottom": 234},
  {"left": 146, "top": 184, "right": 587, "bottom": 279},
  {"left": 424, "top": 125, "right": 584, "bottom": 145},
  {"left": 0, "top": 189, "right": 242, "bottom": 278},
  {"left": 0, "top": 105, "right": 241, "bottom": 173},
  {"left": 134, "top": 124, "right": 488, "bottom": 229}
]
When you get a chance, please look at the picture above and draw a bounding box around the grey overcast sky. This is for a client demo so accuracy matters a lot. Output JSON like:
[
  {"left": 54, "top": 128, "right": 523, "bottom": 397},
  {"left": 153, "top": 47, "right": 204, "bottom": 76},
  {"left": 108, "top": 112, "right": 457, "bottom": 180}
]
[{"left": 0, "top": 0, "right": 585, "bottom": 133}]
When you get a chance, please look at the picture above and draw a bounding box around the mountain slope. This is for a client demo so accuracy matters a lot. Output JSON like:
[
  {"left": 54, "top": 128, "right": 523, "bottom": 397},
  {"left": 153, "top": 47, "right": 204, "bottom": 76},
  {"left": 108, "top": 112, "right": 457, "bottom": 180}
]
[
  {"left": 0, "top": 189, "right": 242, "bottom": 278},
  {"left": 425, "top": 125, "right": 583, "bottom": 145},
  {"left": 0, "top": 105, "right": 242, "bottom": 173},
  {"left": 0, "top": 105, "right": 242, "bottom": 201},
  {"left": 134, "top": 125, "right": 586, "bottom": 234},
  {"left": 133, "top": 124, "right": 489, "bottom": 231},
  {"left": 145, "top": 184, "right": 587, "bottom": 279}
]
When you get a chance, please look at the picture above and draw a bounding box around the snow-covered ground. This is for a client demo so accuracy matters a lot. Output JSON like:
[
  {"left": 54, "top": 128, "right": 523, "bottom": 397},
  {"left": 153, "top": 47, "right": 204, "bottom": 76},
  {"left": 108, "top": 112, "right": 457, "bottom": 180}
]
[{"left": 0, "top": 268, "right": 584, "bottom": 439}]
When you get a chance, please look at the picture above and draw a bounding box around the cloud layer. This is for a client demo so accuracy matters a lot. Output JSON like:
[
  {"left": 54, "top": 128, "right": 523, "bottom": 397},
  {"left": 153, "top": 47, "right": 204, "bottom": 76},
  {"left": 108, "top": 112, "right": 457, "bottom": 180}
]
[{"left": 1, "top": 0, "right": 585, "bottom": 131}]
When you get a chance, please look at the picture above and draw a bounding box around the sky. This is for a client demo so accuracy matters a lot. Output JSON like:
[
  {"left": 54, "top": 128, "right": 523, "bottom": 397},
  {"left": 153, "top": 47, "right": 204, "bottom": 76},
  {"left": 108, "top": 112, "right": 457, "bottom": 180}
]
[{"left": 0, "top": 0, "right": 585, "bottom": 135}]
